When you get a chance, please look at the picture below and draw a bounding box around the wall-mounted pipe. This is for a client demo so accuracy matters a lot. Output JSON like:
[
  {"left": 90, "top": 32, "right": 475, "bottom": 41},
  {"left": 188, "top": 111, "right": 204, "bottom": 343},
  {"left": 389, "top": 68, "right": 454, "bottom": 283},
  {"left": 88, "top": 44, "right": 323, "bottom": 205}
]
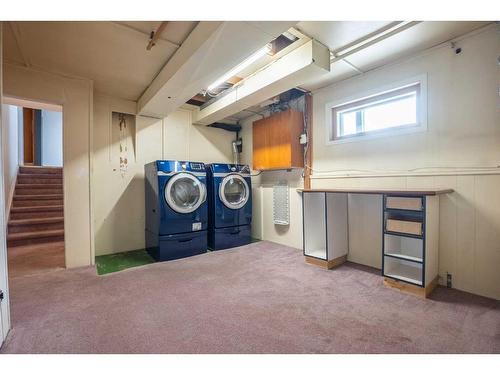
[{"left": 330, "top": 21, "right": 422, "bottom": 63}]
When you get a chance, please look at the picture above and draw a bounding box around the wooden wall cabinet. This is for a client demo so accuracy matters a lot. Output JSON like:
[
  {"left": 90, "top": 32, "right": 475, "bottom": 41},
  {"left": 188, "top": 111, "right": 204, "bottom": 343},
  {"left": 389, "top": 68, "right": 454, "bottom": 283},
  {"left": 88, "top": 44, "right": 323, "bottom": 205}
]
[{"left": 252, "top": 109, "right": 304, "bottom": 170}]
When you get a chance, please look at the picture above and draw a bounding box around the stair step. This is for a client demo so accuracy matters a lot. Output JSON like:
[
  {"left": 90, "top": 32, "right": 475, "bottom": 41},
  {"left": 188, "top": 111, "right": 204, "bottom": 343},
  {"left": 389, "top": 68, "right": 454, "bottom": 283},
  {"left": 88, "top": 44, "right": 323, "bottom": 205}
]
[
  {"left": 16, "top": 188, "right": 63, "bottom": 195},
  {"left": 14, "top": 194, "right": 63, "bottom": 200},
  {"left": 10, "top": 205, "right": 64, "bottom": 213},
  {"left": 7, "top": 229, "right": 64, "bottom": 247},
  {"left": 9, "top": 205, "right": 64, "bottom": 220},
  {"left": 13, "top": 200, "right": 63, "bottom": 207},
  {"left": 17, "top": 174, "right": 63, "bottom": 184},
  {"left": 17, "top": 176, "right": 62, "bottom": 185},
  {"left": 17, "top": 174, "right": 62, "bottom": 180},
  {"left": 19, "top": 166, "right": 63, "bottom": 175},
  {"left": 9, "top": 216, "right": 64, "bottom": 225},
  {"left": 16, "top": 184, "right": 63, "bottom": 189},
  {"left": 8, "top": 217, "right": 64, "bottom": 233},
  {"left": 8, "top": 229, "right": 64, "bottom": 239}
]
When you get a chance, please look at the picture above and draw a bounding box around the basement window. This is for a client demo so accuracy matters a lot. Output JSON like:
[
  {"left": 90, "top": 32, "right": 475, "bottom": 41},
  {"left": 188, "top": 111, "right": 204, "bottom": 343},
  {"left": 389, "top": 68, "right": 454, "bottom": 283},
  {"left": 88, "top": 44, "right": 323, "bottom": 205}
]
[{"left": 327, "top": 77, "right": 427, "bottom": 144}]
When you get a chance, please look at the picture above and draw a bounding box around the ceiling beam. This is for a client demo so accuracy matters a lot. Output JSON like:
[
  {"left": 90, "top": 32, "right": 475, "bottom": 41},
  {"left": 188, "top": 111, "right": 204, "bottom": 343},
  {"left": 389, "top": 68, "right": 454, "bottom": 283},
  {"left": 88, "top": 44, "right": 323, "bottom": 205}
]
[
  {"left": 147, "top": 22, "right": 169, "bottom": 51},
  {"left": 137, "top": 21, "right": 297, "bottom": 118},
  {"left": 193, "top": 39, "right": 330, "bottom": 126}
]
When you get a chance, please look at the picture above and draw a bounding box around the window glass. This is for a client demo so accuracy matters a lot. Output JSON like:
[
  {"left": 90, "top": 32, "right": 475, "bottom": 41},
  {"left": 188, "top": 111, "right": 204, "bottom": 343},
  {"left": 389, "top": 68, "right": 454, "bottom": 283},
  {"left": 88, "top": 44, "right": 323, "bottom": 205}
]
[{"left": 333, "top": 83, "right": 420, "bottom": 140}]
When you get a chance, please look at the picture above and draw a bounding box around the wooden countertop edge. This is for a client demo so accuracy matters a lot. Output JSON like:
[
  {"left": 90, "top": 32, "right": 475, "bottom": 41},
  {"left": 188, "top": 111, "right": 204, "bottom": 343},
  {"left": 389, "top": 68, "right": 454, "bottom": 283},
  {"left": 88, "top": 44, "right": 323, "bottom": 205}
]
[{"left": 296, "top": 188, "right": 454, "bottom": 196}]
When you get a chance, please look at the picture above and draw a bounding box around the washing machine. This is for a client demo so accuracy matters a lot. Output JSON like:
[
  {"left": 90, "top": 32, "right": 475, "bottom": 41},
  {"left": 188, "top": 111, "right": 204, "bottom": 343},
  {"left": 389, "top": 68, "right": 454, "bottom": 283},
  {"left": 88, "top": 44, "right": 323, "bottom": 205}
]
[
  {"left": 206, "top": 163, "right": 252, "bottom": 250},
  {"left": 144, "top": 160, "right": 208, "bottom": 261}
]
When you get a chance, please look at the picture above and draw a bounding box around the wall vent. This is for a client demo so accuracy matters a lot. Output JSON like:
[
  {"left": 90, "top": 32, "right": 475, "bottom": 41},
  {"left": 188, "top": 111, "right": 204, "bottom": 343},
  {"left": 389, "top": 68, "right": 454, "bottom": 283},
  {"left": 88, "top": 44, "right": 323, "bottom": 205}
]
[{"left": 273, "top": 182, "right": 290, "bottom": 225}]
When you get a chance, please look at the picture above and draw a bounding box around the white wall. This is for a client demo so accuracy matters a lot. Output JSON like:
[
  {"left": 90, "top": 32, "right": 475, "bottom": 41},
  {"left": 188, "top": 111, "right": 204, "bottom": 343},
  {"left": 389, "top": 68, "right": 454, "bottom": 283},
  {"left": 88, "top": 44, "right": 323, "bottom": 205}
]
[
  {"left": 3, "top": 63, "right": 94, "bottom": 268},
  {"left": 1, "top": 104, "right": 20, "bottom": 221},
  {"left": 41, "top": 109, "right": 63, "bottom": 167},
  {"left": 93, "top": 94, "right": 235, "bottom": 255},
  {"left": 310, "top": 25, "right": 500, "bottom": 300}
]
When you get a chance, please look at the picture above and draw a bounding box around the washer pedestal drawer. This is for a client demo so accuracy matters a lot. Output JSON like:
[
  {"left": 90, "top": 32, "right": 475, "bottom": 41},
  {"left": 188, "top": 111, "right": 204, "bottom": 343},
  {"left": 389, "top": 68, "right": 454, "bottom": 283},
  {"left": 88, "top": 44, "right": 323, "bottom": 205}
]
[
  {"left": 209, "top": 224, "right": 251, "bottom": 251},
  {"left": 147, "top": 230, "right": 207, "bottom": 262}
]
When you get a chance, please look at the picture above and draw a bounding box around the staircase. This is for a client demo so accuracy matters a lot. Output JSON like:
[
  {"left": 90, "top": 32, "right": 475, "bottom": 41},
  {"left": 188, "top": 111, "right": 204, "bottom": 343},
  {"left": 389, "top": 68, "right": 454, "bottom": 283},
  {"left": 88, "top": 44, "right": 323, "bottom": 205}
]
[{"left": 7, "top": 166, "right": 64, "bottom": 247}]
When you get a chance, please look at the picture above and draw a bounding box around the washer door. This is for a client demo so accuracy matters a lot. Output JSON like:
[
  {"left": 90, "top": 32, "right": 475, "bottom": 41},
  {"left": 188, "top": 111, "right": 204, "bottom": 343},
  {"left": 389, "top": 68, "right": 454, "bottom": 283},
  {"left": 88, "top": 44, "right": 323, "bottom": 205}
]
[
  {"left": 165, "top": 172, "right": 206, "bottom": 214},
  {"left": 219, "top": 174, "right": 250, "bottom": 210}
]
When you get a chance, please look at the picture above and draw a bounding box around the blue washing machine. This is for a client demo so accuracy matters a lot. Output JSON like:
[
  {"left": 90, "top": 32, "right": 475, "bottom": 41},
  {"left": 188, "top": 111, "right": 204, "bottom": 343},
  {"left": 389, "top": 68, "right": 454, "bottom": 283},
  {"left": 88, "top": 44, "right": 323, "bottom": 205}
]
[
  {"left": 144, "top": 160, "right": 208, "bottom": 261},
  {"left": 206, "top": 163, "right": 252, "bottom": 250}
]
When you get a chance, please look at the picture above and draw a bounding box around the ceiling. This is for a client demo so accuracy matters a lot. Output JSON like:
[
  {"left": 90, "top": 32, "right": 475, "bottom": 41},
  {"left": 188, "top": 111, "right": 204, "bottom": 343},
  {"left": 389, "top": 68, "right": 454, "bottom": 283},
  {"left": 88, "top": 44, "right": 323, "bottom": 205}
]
[
  {"left": 296, "top": 21, "right": 490, "bottom": 91},
  {"left": 2, "top": 21, "right": 197, "bottom": 101},
  {"left": 224, "top": 21, "right": 491, "bottom": 123},
  {"left": 2, "top": 21, "right": 492, "bottom": 116}
]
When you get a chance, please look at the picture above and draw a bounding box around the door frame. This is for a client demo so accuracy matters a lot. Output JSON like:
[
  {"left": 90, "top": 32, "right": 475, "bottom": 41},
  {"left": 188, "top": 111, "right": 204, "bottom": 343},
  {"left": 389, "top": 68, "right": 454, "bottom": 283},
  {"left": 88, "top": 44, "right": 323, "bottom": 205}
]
[{"left": 0, "top": 43, "right": 12, "bottom": 345}]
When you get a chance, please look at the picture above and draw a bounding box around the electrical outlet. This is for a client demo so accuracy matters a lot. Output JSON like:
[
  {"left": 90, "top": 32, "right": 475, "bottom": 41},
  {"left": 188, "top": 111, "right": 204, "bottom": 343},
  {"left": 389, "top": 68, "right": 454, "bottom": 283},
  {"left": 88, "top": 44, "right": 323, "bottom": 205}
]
[{"left": 446, "top": 273, "right": 452, "bottom": 288}]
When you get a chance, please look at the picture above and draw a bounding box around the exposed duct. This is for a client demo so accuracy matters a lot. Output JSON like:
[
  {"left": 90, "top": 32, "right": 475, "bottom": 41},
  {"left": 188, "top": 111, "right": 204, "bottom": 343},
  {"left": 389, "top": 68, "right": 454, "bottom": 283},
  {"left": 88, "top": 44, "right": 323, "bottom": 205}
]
[
  {"left": 137, "top": 21, "right": 297, "bottom": 118},
  {"left": 193, "top": 39, "right": 330, "bottom": 126}
]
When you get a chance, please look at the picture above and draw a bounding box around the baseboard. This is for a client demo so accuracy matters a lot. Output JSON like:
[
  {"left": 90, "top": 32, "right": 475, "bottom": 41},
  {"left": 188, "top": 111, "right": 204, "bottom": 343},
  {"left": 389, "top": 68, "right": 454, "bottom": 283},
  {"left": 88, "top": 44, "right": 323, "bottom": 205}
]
[
  {"left": 305, "top": 254, "right": 348, "bottom": 270},
  {"left": 383, "top": 276, "right": 439, "bottom": 299}
]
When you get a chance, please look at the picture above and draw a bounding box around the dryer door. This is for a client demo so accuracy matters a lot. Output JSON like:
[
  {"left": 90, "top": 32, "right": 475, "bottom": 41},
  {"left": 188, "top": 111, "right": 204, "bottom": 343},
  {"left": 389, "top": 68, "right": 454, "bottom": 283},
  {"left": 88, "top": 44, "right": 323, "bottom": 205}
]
[
  {"left": 165, "top": 172, "right": 206, "bottom": 214},
  {"left": 219, "top": 174, "right": 250, "bottom": 210}
]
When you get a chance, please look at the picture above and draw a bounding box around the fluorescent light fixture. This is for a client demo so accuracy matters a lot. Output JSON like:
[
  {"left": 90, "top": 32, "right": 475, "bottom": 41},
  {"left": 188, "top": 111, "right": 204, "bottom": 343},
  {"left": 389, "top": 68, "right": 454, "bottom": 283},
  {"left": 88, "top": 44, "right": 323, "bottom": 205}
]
[{"left": 207, "top": 44, "right": 271, "bottom": 92}]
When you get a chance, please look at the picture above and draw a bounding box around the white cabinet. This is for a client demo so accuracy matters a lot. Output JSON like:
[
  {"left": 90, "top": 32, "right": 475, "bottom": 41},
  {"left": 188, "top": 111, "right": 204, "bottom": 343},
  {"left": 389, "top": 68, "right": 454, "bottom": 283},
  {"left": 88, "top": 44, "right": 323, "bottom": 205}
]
[{"left": 303, "top": 192, "right": 348, "bottom": 268}]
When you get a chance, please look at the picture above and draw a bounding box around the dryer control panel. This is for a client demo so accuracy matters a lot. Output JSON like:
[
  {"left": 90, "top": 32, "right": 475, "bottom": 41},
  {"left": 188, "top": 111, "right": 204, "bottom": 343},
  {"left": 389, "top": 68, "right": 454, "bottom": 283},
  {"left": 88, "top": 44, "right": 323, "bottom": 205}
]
[{"left": 209, "top": 164, "right": 250, "bottom": 174}]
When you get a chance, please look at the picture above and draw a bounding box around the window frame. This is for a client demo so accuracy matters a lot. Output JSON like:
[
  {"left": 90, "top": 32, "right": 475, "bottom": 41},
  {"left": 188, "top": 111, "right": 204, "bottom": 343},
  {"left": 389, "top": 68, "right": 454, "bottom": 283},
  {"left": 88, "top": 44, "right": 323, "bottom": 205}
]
[{"left": 325, "top": 74, "right": 427, "bottom": 145}]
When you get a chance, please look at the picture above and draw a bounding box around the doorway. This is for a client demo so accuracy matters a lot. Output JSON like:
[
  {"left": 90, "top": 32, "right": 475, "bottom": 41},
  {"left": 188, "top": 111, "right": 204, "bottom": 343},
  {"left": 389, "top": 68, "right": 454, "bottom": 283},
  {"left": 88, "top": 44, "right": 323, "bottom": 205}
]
[
  {"left": 22, "top": 107, "right": 63, "bottom": 167},
  {"left": 2, "top": 97, "right": 65, "bottom": 279}
]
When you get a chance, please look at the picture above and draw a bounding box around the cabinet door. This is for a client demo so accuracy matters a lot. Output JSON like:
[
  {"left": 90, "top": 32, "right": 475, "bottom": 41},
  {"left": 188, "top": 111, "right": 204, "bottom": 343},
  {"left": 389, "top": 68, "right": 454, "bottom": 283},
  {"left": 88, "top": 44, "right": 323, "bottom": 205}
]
[
  {"left": 252, "top": 109, "right": 304, "bottom": 170},
  {"left": 252, "top": 116, "right": 270, "bottom": 170},
  {"left": 267, "top": 111, "right": 292, "bottom": 169}
]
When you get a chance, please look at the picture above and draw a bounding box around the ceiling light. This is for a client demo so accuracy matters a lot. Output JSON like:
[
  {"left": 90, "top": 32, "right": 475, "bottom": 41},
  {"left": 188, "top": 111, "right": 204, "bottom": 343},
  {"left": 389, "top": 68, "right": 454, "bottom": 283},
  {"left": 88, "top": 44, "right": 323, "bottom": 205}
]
[{"left": 207, "top": 44, "right": 271, "bottom": 92}]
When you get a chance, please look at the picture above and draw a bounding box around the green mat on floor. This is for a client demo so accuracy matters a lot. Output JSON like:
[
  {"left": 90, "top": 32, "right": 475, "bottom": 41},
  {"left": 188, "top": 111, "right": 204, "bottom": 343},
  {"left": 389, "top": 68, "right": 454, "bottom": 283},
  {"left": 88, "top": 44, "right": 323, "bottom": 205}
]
[
  {"left": 95, "top": 249, "right": 155, "bottom": 275},
  {"left": 96, "top": 238, "right": 261, "bottom": 275}
]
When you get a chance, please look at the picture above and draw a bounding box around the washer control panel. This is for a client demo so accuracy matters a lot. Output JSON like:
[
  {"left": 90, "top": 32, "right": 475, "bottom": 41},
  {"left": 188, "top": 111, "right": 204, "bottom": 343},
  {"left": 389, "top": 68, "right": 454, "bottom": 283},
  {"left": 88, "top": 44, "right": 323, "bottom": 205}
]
[{"left": 190, "top": 162, "right": 205, "bottom": 171}]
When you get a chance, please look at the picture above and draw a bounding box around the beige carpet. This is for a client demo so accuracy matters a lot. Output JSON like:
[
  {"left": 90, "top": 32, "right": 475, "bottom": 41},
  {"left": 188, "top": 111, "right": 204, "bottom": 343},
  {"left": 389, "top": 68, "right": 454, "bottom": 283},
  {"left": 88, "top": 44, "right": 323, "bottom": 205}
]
[
  {"left": 7, "top": 241, "right": 65, "bottom": 279},
  {"left": 1, "top": 241, "right": 499, "bottom": 354}
]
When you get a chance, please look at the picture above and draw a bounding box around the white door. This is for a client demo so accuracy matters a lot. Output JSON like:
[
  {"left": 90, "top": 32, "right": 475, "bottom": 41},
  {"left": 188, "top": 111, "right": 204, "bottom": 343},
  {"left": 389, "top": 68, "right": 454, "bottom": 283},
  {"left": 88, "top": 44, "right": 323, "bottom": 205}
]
[
  {"left": 0, "top": 219, "right": 9, "bottom": 348},
  {"left": 0, "top": 35, "right": 12, "bottom": 347},
  {"left": 0, "top": 116, "right": 10, "bottom": 348}
]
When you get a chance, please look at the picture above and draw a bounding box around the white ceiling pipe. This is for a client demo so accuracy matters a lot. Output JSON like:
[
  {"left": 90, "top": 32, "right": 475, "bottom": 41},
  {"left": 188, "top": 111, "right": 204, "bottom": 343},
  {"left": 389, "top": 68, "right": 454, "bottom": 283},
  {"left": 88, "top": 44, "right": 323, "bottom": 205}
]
[
  {"left": 193, "top": 39, "right": 330, "bottom": 126},
  {"left": 137, "top": 21, "right": 297, "bottom": 118},
  {"left": 330, "top": 21, "right": 422, "bottom": 63}
]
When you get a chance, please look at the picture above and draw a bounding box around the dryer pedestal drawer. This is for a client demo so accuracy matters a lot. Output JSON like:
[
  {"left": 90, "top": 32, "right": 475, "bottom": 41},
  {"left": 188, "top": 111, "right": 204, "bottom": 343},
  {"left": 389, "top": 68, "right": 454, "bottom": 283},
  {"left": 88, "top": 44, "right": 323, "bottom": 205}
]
[
  {"left": 209, "top": 224, "right": 251, "bottom": 251},
  {"left": 147, "top": 230, "right": 207, "bottom": 262}
]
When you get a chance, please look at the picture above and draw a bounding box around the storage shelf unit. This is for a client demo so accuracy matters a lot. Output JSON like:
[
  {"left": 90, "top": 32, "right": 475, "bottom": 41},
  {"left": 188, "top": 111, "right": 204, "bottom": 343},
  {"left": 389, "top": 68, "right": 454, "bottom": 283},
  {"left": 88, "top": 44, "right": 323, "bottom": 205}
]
[
  {"left": 299, "top": 188, "right": 450, "bottom": 298},
  {"left": 382, "top": 194, "right": 439, "bottom": 293},
  {"left": 302, "top": 191, "right": 348, "bottom": 268}
]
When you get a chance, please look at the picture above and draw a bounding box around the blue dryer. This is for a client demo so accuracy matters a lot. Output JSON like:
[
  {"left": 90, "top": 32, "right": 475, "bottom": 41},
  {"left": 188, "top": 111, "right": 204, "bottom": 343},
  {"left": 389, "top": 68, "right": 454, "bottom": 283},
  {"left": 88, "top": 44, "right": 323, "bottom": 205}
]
[
  {"left": 206, "top": 164, "right": 252, "bottom": 250},
  {"left": 144, "top": 160, "right": 208, "bottom": 261}
]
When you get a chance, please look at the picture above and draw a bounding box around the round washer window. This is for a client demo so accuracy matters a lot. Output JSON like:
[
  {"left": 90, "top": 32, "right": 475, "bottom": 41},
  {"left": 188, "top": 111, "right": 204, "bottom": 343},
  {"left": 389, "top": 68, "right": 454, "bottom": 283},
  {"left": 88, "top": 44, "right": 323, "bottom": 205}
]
[
  {"left": 165, "top": 173, "right": 206, "bottom": 214},
  {"left": 219, "top": 174, "right": 249, "bottom": 210}
]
